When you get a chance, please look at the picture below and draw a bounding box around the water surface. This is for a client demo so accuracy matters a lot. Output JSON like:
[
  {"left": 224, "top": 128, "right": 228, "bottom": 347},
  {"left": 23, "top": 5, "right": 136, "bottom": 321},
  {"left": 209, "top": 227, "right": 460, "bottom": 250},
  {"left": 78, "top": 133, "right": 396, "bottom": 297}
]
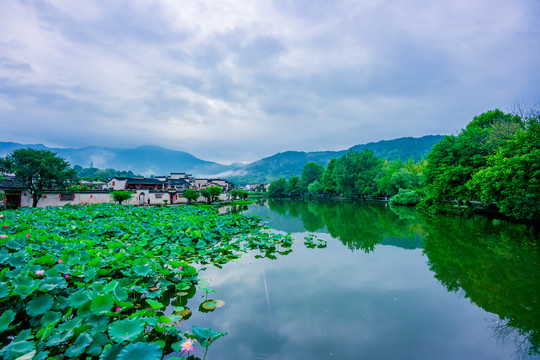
[{"left": 184, "top": 199, "right": 539, "bottom": 360}]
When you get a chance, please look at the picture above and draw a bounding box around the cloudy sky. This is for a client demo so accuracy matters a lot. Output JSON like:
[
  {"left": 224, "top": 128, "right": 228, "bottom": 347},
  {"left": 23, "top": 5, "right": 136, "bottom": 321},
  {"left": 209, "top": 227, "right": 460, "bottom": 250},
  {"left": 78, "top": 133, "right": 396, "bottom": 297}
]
[{"left": 1, "top": 0, "right": 539, "bottom": 164}]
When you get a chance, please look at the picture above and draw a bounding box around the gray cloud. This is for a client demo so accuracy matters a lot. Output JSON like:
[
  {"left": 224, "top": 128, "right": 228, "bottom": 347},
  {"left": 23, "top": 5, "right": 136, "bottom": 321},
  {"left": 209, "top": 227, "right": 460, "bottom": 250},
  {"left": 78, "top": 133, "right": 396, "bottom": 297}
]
[{"left": 0, "top": 0, "right": 539, "bottom": 163}]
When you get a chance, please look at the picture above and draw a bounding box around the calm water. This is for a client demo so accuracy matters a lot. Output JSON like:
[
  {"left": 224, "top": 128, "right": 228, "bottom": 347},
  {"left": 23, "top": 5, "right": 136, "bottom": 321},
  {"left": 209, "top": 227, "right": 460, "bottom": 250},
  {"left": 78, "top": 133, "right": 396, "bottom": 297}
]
[{"left": 184, "top": 199, "right": 540, "bottom": 360}]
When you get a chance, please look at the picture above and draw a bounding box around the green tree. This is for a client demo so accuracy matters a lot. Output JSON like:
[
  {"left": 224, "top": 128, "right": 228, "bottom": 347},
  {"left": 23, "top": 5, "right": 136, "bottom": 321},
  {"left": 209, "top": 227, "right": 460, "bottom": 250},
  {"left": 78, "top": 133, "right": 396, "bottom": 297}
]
[
  {"left": 111, "top": 190, "right": 133, "bottom": 205},
  {"left": 183, "top": 189, "right": 199, "bottom": 204},
  {"left": 268, "top": 178, "right": 288, "bottom": 197},
  {"left": 287, "top": 176, "right": 304, "bottom": 196},
  {"left": 421, "top": 109, "right": 522, "bottom": 211},
  {"left": 301, "top": 162, "right": 325, "bottom": 185},
  {"left": 321, "top": 158, "right": 339, "bottom": 196},
  {"left": 0, "top": 148, "right": 76, "bottom": 207},
  {"left": 307, "top": 180, "right": 324, "bottom": 197},
  {"left": 207, "top": 185, "right": 223, "bottom": 203},
  {"left": 334, "top": 149, "right": 384, "bottom": 197},
  {"left": 199, "top": 188, "right": 211, "bottom": 203},
  {"left": 468, "top": 118, "right": 540, "bottom": 225}
]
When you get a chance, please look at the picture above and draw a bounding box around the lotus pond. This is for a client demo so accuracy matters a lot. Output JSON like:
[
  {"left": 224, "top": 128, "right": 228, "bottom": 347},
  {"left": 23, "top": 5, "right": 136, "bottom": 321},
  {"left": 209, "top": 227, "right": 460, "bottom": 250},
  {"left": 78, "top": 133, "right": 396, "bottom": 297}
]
[
  {"left": 0, "top": 204, "right": 298, "bottom": 360},
  {"left": 1, "top": 200, "right": 539, "bottom": 360}
]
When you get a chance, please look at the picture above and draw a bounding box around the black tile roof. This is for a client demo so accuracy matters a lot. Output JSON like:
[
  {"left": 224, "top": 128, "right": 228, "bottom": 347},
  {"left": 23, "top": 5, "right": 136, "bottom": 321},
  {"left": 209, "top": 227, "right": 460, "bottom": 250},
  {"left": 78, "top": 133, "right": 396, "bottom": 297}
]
[{"left": 0, "top": 179, "right": 26, "bottom": 189}]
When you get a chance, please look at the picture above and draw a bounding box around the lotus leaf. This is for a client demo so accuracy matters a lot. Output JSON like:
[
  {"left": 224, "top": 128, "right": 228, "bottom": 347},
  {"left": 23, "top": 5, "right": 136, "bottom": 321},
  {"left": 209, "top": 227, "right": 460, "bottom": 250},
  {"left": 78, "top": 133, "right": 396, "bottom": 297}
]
[
  {"left": 108, "top": 318, "right": 145, "bottom": 343},
  {"left": 26, "top": 294, "right": 54, "bottom": 317},
  {"left": 65, "top": 332, "right": 92, "bottom": 358},
  {"left": 68, "top": 290, "right": 91, "bottom": 308},
  {"left": 91, "top": 294, "right": 115, "bottom": 314},
  {"left": 0, "top": 309, "right": 16, "bottom": 332}
]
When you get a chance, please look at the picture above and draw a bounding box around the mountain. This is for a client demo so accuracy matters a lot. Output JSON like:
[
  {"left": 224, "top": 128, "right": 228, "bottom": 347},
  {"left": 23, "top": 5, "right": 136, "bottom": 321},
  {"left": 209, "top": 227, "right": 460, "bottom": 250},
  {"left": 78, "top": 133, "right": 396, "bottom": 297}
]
[
  {"left": 0, "top": 135, "right": 444, "bottom": 183},
  {"left": 222, "top": 135, "right": 445, "bottom": 183},
  {"left": 0, "top": 143, "right": 233, "bottom": 177}
]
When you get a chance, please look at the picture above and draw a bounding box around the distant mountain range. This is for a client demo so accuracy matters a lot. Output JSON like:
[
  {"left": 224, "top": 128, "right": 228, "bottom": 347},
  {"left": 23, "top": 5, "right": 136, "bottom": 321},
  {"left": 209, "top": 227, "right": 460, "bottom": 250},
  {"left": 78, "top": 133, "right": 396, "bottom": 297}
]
[{"left": 0, "top": 135, "right": 444, "bottom": 184}]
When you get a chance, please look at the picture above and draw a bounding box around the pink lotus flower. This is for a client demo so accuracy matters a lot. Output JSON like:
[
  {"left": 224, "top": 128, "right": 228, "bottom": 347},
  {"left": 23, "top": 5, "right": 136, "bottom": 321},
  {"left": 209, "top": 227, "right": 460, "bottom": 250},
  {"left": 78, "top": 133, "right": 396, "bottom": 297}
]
[
  {"left": 180, "top": 339, "right": 196, "bottom": 354},
  {"left": 35, "top": 270, "right": 45, "bottom": 276},
  {"left": 3, "top": 225, "right": 7, "bottom": 228},
  {"left": 0, "top": 214, "right": 4, "bottom": 218},
  {"left": 115, "top": 307, "right": 121, "bottom": 312},
  {"left": 58, "top": 259, "right": 63, "bottom": 264},
  {"left": 65, "top": 274, "right": 70, "bottom": 279},
  {"left": 178, "top": 266, "right": 183, "bottom": 270},
  {"left": 26, "top": 234, "right": 31, "bottom": 237},
  {"left": 0, "top": 235, "right": 7, "bottom": 239}
]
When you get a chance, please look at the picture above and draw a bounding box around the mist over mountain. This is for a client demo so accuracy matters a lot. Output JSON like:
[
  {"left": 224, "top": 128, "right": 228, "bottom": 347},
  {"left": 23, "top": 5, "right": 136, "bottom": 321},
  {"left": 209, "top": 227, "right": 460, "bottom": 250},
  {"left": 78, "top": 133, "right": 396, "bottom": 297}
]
[{"left": 0, "top": 135, "right": 444, "bottom": 183}]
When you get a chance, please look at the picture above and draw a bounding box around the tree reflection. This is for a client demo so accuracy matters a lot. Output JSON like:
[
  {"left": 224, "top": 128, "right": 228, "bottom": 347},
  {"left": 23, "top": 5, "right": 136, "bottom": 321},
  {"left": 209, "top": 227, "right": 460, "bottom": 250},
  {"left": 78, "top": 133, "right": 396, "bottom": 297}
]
[
  {"left": 266, "top": 199, "right": 424, "bottom": 252},
  {"left": 422, "top": 215, "right": 540, "bottom": 357}
]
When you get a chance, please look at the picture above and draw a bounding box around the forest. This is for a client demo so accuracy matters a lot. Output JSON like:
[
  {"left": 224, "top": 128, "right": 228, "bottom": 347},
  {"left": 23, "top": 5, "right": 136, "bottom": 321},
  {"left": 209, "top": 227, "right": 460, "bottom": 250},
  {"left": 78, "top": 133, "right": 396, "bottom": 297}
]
[{"left": 267, "top": 109, "right": 540, "bottom": 225}]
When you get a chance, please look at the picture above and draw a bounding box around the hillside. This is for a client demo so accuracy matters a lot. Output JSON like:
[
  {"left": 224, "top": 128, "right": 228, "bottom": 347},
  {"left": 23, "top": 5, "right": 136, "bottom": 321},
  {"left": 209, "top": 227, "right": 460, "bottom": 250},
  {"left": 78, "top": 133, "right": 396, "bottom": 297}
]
[
  {"left": 0, "top": 135, "right": 444, "bottom": 183},
  {"left": 223, "top": 135, "right": 444, "bottom": 183},
  {"left": 0, "top": 143, "right": 232, "bottom": 177}
]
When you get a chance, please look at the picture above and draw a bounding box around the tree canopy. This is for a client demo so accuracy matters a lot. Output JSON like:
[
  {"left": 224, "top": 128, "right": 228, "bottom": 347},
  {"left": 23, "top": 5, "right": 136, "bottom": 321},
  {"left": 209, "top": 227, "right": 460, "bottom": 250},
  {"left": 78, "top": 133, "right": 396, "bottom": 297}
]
[{"left": 0, "top": 148, "right": 76, "bottom": 207}]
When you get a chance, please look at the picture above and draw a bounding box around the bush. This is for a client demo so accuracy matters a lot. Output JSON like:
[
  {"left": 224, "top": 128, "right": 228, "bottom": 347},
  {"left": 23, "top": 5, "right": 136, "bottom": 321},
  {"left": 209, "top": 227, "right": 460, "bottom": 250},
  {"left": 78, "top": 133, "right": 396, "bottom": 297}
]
[
  {"left": 389, "top": 189, "right": 421, "bottom": 206},
  {"left": 111, "top": 190, "right": 133, "bottom": 205}
]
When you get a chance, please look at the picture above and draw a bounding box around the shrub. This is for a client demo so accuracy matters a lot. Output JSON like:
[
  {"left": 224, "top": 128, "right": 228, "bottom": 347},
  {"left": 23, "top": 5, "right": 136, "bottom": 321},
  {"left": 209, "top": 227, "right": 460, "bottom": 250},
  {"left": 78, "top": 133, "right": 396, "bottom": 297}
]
[{"left": 389, "top": 189, "right": 421, "bottom": 206}]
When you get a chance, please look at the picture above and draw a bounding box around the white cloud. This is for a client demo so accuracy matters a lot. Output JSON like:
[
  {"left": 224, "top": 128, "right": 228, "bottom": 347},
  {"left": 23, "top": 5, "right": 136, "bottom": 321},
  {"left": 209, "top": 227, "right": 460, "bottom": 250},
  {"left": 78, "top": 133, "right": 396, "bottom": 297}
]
[{"left": 0, "top": 0, "right": 539, "bottom": 163}]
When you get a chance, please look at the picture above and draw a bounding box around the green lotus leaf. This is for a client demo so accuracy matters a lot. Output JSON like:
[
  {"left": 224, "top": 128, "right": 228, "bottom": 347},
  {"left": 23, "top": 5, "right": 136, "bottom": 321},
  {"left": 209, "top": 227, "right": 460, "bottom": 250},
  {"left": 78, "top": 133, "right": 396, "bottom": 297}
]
[
  {"left": 99, "top": 344, "right": 123, "bottom": 360},
  {"left": 1, "top": 329, "right": 35, "bottom": 359},
  {"left": 68, "top": 290, "right": 91, "bottom": 308},
  {"left": 108, "top": 318, "right": 145, "bottom": 343},
  {"left": 39, "top": 276, "right": 67, "bottom": 292},
  {"left": 7, "top": 254, "right": 26, "bottom": 268},
  {"left": 0, "top": 282, "right": 10, "bottom": 299},
  {"left": 86, "top": 332, "right": 109, "bottom": 356},
  {"left": 26, "top": 294, "right": 54, "bottom": 317},
  {"left": 192, "top": 326, "right": 227, "bottom": 348},
  {"left": 199, "top": 299, "right": 226, "bottom": 313},
  {"left": 64, "top": 332, "right": 93, "bottom": 358},
  {"left": 4, "top": 239, "right": 24, "bottom": 250},
  {"left": 117, "top": 342, "right": 162, "bottom": 360},
  {"left": 40, "top": 311, "right": 61, "bottom": 327},
  {"left": 133, "top": 264, "right": 152, "bottom": 276},
  {"left": 103, "top": 280, "right": 119, "bottom": 293},
  {"left": 113, "top": 286, "right": 128, "bottom": 301},
  {"left": 146, "top": 299, "right": 164, "bottom": 310},
  {"left": 36, "top": 255, "right": 52, "bottom": 265},
  {"left": 0, "top": 309, "right": 16, "bottom": 332},
  {"left": 90, "top": 294, "right": 115, "bottom": 314}
]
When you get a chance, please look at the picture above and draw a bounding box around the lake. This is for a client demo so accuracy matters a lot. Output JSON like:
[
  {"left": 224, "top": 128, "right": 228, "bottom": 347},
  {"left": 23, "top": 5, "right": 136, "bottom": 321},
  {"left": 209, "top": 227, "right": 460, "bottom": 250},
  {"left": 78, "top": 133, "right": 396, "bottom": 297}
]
[{"left": 184, "top": 199, "right": 540, "bottom": 360}]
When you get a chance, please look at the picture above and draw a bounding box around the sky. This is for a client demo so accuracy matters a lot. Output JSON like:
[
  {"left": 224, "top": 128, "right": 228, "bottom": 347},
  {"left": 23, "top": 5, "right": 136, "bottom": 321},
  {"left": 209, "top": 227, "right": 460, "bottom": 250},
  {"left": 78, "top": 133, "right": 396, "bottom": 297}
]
[{"left": 0, "top": 0, "right": 539, "bottom": 164}]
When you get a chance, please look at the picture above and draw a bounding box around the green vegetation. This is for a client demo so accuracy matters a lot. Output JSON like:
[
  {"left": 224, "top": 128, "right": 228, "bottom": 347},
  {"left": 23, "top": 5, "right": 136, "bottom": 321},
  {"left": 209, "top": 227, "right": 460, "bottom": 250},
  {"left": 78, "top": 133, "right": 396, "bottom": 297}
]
[
  {"left": 183, "top": 189, "right": 199, "bottom": 204},
  {"left": 0, "top": 204, "right": 293, "bottom": 359},
  {"left": 267, "top": 108, "right": 540, "bottom": 223},
  {"left": 268, "top": 152, "right": 425, "bottom": 205},
  {"left": 110, "top": 190, "right": 134, "bottom": 205},
  {"left": 73, "top": 166, "right": 139, "bottom": 182},
  {"left": 199, "top": 186, "right": 222, "bottom": 204},
  {"left": 0, "top": 149, "right": 76, "bottom": 207}
]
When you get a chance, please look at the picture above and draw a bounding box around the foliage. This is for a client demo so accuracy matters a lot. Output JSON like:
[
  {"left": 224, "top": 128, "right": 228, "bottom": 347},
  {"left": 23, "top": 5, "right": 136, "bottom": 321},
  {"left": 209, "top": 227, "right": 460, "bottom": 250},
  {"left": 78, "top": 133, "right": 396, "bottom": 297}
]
[
  {"left": 421, "top": 109, "right": 523, "bottom": 211},
  {"left": 73, "top": 166, "right": 139, "bottom": 182},
  {"left": 0, "top": 204, "right": 294, "bottom": 359},
  {"left": 183, "top": 189, "right": 199, "bottom": 204},
  {"left": 468, "top": 118, "right": 540, "bottom": 221},
  {"left": 301, "top": 162, "right": 325, "bottom": 185},
  {"left": 0, "top": 149, "right": 77, "bottom": 207},
  {"left": 199, "top": 186, "right": 222, "bottom": 204},
  {"left": 333, "top": 149, "right": 384, "bottom": 197},
  {"left": 230, "top": 190, "right": 249, "bottom": 201},
  {"left": 388, "top": 189, "right": 422, "bottom": 206},
  {"left": 111, "top": 190, "right": 134, "bottom": 205},
  {"left": 268, "top": 178, "right": 288, "bottom": 197}
]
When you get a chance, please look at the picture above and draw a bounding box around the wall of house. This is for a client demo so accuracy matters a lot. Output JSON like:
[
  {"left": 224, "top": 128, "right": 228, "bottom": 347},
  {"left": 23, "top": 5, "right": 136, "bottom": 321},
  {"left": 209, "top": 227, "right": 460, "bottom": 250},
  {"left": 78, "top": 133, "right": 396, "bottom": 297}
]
[{"left": 10, "top": 190, "right": 229, "bottom": 208}]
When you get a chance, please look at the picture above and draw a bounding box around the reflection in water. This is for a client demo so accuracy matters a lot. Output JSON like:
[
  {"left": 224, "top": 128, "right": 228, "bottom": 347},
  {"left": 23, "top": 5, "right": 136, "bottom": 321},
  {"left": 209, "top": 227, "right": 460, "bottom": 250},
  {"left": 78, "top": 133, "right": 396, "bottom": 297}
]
[
  {"left": 265, "top": 198, "right": 425, "bottom": 252},
  {"left": 249, "top": 199, "right": 540, "bottom": 357},
  {"left": 422, "top": 215, "right": 540, "bottom": 357}
]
